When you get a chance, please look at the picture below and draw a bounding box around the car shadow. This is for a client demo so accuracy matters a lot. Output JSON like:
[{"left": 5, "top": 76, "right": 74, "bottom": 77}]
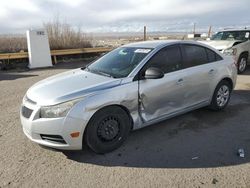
[{"left": 63, "top": 89, "right": 250, "bottom": 169}]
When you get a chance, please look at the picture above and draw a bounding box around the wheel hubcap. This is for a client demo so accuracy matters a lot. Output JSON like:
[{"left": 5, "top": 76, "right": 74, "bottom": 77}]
[
  {"left": 239, "top": 58, "right": 247, "bottom": 72},
  {"left": 216, "top": 85, "right": 230, "bottom": 107},
  {"left": 97, "top": 116, "right": 120, "bottom": 142}
]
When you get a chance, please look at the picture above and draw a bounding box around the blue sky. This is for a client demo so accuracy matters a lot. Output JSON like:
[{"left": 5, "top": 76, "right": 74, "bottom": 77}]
[{"left": 0, "top": 0, "right": 249, "bottom": 34}]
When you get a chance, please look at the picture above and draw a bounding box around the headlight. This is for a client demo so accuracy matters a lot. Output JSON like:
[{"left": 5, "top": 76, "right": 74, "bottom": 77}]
[
  {"left": 223, "top": 48, "right": 234, "bottom": 56},
  {"left": 40, "top": 99, "right": 82, "bottom": 118},
  {"left": 232, "top": 48, "right": 237, "bottom": 56}
]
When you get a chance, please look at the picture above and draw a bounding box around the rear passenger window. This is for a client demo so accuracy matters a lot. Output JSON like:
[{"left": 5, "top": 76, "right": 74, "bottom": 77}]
[
  {"left": 145, "top": 45, "right": 182, "bottom": 74},
  {"left": 206, "top": 48, "right": 223, "bottom": 62},
  {"left": 216, "top": 53, "right": 223, "bottom": 61},
  {"left": 206, "top": 48, "right": 217, "bottom": 62},
  {"left": 182, "top": 44, "right": 208, "bottom": 68}
]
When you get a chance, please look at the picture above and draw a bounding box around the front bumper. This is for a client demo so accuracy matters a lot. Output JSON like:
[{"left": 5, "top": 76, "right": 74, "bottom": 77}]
[{"left": 20, "top": 100, "right": 87, "bottom": 150}]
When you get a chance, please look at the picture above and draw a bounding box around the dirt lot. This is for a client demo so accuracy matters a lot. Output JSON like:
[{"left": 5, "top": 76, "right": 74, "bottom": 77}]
[{"left": 0, "top": 62, "right": 250, "bottom": 188}]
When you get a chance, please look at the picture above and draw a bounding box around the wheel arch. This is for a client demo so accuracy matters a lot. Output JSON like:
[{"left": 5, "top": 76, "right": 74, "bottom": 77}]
[
  {"left": 220, "top": 77, "right": 233, "bottom": 91},
  {"left": 239, "top": 51, "right": 249, "bottom": 59},
  {"left": 83, "top": 104, "right": 134, "bottom": 139},
  {"left": 113, "top": 104, "right": 134, "bottom": 130}
]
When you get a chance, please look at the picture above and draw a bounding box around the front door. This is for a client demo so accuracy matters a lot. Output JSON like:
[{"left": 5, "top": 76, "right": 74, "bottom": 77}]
[{"left": 138, "top": 45, "right": 186, "bottom": 122}]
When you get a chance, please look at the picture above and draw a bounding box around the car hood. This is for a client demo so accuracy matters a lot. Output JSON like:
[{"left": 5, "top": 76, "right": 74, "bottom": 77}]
[
  {"left": 26, "top": 69, "right": 121, "bottom": 106},
  {"left": 201, "top": 40, "right": 241, "bottom": 50}
]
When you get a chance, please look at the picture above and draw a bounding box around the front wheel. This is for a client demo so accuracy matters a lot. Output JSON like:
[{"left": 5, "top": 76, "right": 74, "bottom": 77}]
[
  {"left": 84, "top": 106, "right": 131, "bottom": 154},
  {"left": 209, "top": 80, "right": 232, "bottom": 111},
  {"left": 238, "top": 54, "right": 248, "bottom": 74}
]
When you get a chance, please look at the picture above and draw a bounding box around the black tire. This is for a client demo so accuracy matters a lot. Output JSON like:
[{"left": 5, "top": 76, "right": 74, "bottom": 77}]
[
  {"left": 209, "top": 80, "right": 232, "bottom": 111},
  {"left": 84, "top": 106, "right": 131, "bottom": 154},
  {"left": 238, "top": 54, "right": 248, "bottom": 74}
]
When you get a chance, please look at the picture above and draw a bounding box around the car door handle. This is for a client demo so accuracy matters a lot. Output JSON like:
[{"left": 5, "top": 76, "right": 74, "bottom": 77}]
[
  {"left": 208, "top": 69, "right": 215, "bottom": 74},
  {"left": 176, "top": 78, "right": 184, "bottom": 85}
]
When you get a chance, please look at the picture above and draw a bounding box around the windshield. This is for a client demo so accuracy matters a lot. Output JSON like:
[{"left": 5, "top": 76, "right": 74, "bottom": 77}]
[
  {"left": 211, "top": 31, "right": 250, "bottom": 41},
  {"left": 86, "top": 47, "right": 153, "bottom": 78}
]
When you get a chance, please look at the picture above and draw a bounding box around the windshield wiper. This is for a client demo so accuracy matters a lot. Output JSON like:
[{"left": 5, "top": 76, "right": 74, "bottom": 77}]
[
  {"left": 81, "top": 66, "right": 87, "bottom": 70},
  {"left": 95, "top": 70, "right": 113, "bottom": 78},
  {"left": 86, "top": 68, "right": 114, "bottom": 78}
]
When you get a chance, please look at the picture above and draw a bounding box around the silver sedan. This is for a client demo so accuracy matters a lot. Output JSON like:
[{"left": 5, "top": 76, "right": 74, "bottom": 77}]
[{"left": 20, "top": 40, "right": 237, "bottom": 153}]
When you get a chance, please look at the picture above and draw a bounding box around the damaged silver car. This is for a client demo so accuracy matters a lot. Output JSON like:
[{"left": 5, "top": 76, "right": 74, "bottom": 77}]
[{"left": 20, "top": 40, "right": 237, "bottom": 153}]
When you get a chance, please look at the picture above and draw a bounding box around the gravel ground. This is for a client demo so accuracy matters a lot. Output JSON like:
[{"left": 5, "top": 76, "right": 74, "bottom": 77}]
[{"left": 0, "top": 62, "right": 250, "bottom": 188}]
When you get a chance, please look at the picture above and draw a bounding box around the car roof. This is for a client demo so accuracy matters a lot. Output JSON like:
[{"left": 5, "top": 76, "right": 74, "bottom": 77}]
[
  {"left": 123, "top": 40, "right": 180, "bottom": 48},
  {"left": 123, "top": 40, "right": 214, "bottom": 50},
  {"left": 219, "top": 29, "right": 250, "bottom": 32}
]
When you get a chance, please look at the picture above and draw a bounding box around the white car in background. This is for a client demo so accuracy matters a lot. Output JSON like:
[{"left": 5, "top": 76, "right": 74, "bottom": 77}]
[{"left": 203, "top": 29, "right": 250, "bottom": 73}]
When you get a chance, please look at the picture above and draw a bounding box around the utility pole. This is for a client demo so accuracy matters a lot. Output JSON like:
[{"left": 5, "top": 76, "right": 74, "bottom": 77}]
[
  {"left": 193, "top": 23, "right": 196, "bottom": 35},
  {"left": 208, "top": 26, "right": 212, "bottom": 38},
  {"left": 144, "top": 26, "right": 147, "bottom": 41}
]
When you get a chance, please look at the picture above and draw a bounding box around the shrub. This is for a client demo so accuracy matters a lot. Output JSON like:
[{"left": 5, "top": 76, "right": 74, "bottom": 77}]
[
  {"left": 0, "top": 35, "right": 27, "bottom": 53},
  {"left": 0, "top": 20, "right": 92, "bottom": 53},
  {"left": 44, "top": 20, "right": 92, "bottom": 50}
]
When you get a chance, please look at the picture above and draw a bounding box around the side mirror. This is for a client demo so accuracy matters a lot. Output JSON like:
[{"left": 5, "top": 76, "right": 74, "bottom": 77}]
[{"left": 144, "top": 67, "right": 164, "bottom": 79}]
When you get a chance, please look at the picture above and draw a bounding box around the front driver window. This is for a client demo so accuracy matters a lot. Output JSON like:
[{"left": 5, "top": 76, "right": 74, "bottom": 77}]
[{"left": 144, "top": 45, "right": 182, "bottom": 74}]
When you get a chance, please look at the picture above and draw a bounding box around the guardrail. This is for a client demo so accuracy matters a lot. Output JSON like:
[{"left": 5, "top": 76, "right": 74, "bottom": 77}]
[{"left": 0, "top": 47, "right": 112, "bottom": 63}]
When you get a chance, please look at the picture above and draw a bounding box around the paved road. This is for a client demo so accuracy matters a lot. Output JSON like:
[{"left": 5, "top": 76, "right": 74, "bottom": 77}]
[{"left": 1, "top": 63, "right": 250, "bottom": 188}]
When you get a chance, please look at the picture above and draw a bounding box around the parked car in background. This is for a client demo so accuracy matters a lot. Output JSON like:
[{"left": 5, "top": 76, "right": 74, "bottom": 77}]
[
  {"left": 20, "top": 40, "right": 237, "bottom": 154},
  {"left": 203, "top": 29, "right": 250, "bottom": 73}
]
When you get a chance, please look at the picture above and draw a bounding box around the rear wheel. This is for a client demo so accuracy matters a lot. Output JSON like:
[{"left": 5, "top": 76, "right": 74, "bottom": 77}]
[
  {"left": 238, "top": 54, "right": 248, "bottom": 74},
  {"left": 84, "top": 106, "right": 131, "bottom": 154},
  {"left": 209, "top": 80, "right": 232, "bottom": 111}
]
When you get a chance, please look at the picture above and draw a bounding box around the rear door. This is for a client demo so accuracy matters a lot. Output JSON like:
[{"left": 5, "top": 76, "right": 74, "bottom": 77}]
[{"left": 180, "top": 44, "right": 220, "bottom": 107}]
